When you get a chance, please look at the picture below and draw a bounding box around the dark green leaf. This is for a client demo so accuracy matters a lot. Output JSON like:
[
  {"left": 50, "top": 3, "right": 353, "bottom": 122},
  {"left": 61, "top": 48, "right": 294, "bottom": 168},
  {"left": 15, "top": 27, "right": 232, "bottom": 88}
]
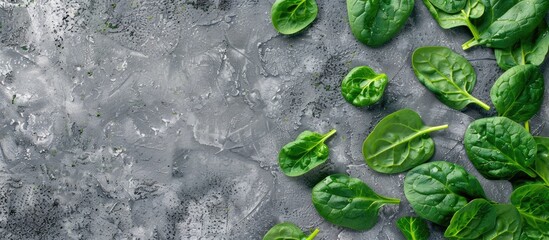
[
  {"left": 464, "top": 117, "right": 537, "bottom": 179},
  {"left": 444, "top": 199, "right": 497, "bottom": 239},
  {"left": 462, "top": 0, "right": 549, "bottom": 49},
  {"left": 341, "top": 66, "right": 388, "bottom": 107},
  {"left": 474, "top": 0, "right": 518, "bottom": 32},
  {"left": 511, "top": 184, "right": 549, "bottom": 237},
  {"left": 278, "top": 129, "right": 336, "bottom": 177},
  {"left": 312, "top": 174, "right": 400, "bottom": 230},
  {"left": 271, "top": 0, "right": 318, "bottom": 35},
  {"left": 481, "top": 204, "right": 522, "bottom": 240},
  {"left": 404, "top": 161, "right": 486, "bottom": 226},
  {"left": 346, "top": 0, "right": 414, "bottom": 47},
  {"left": 495, "top": 21, "right": 549, "bottom": 70},
  {"left": 363, "top": 109, "right": 448, "bottom": 174},
  {"left": 412, "top": 46, "right": 490, "bottom": 110},
  {"left": 533, "top": 136, "right": 549, "bottom": 185},
  {"left": 396, "top": 216, "right": 430, "bottom": 240},
  {"left": 428, "top": 0, "right": 467, "bottom": 13},
  {"left": 422, "top": 0, "right": 484, "bottom": 33},
  {"left": 263, "top": 222, "right": 319, "bottom": 240},
  {"left": 490, "top": 64, "right": 544, "bottom": 123}
]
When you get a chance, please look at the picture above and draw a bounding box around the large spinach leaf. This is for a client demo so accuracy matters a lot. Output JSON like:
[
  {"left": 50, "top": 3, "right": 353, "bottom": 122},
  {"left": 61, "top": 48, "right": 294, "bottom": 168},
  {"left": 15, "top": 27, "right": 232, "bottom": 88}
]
[
  {"left": 495, "top": 21, "right": 549, "bottom": 70},
  {"left": 464, "top": 117, "right": 537, "bottom": 179},
  {"left": 278, "top": 129, "right": 336, "bottom": 177},
  {"left": 462, "top": 0, "right": 549, "bottom": 49},
  {"left": 396, "top": 216, "right": 430, "bottom": 240},
  {"left": 482, "top": 204, "right": 523, "bottom": 240},
  {"left": 422, "top": 0, "right": 484, "bottom": 35},
  {"left": 404, "top": 161, "right": 486, "bottom": 226},
  {"left": 271, "top": 0, "right": 318, "bottom": 35},
  {"left": 473, "top": 0, "right": 518, "bottom": 32},
  {"left": 490, "top": 64, "right": 544, "bottom": 123},
  {"left": 362, "top": 109, "right": 448, "bottom": 174},
  {"left": 341, "top": 66, "right": 388, "bottom": 107},
  {"left": 412, "top": 46, "right": 490, "bottom": 110},
  {"left": 428, "top": 0, "right": 467, "bottom": 13},
  {"left": 534, "top": 136, "right": 549, "bottom": 185},
  {"left": 263, "top": 222, "right": 319, "bottom": 240},
  {"left": 444, "top": 199, "right": 497, "bottom": 239},
  {"left": 346, "top": 0, "right": 414, "bottom": 46},
  {"left": 312, "top": 174, "right": 400, "bottom": 230},
  {"left": 511, "top": 184, "right": 549, "bottom": 237}
]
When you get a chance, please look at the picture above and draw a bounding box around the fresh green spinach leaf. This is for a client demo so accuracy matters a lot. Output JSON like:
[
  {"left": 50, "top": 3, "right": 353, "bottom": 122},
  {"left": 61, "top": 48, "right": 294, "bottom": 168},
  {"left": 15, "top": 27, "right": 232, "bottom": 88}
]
[
  {"left": 404, "top": 161, "right": 487, "bottom": 226},
  {"left": 490, "top": 64, "right": 544, "bottom": 123},
  {"left": 263, "top": 222, "right": 319, "bottom": 240},
  {"left": 473, "top": 0, "right": 518, "bottom": 32},
  {"left": 481, "top": 204, "right": 523, "bottom": 240},
  {"left": 444, "top": 199, "right": 497, "bottom": 239},
  {"left": 396, "top": 216, "right": 430, "bottom": 240},
  {"left": 363, "top": 109, "right": 448, "bottom": 174},
  {"left": 422, "top": 0, "right": 484, "bottom": 35},
  {"left": 495, "top": 21, "right": 549, "bottom": 70},
  {"left": 271, "top": 0, "right": 318, "bottom": 35},
  {"left": 412, "top": 46, "right": 490, "bottom": 110},
  {"left": 341, "top": 66, "right": 388, "bottom": 107},
  {"left": 464, "top": 117, "right": 537, "bottom": 179},
  {"left": 312, "top": 174, "right": 400, "bottom": 230},
  {"left": 533, "top": 136, "right": 549, "bottom": 185},
  {"left": 511, "top": 184, "right": 549, "bottom": 237},
  {"left": 462, "top": 0, "right": 549, "bottom": 49},
  {"left": 346, "top": 0, "right": 414, "bottom": 46},
  {"left": 428, "top": 0, "right": 467, "bottom": 13},
  {"left": 278, "top": 129, "right": 336, "bottom": 177}
]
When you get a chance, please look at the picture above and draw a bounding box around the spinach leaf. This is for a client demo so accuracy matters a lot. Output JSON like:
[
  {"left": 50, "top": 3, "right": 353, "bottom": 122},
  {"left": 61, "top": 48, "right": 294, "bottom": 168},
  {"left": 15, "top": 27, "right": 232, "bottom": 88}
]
[
  {"left": 278, "top": 129, "right": 336, "bottom": 177},
  {"left": 362, "top": 109, "right": 448, "bottom": 174},
  {"left": 396, "top": 216, "right": 430, "bottom": 240},
  {"left": 312, "top": 174, "right": 400, "bottom": 230},
  {"left": 462, "top": 0, "right": 549, "bottom": 49},
  {"left": 404, "top": 161, "right": 487, "bottom": 226},
  {"left": 511, "top": 184, "right": 549, "bottom": 237},
  {"left": 422, "top": 0, "right": 484, "bottom": 35},
  {"left": 464, "top": 117, "right": 537, "bottom": 179},
  {"left": 271, "top": 0, "right": 318, "bottom": 35},
  {"left": 533, "top": 136, "right": 549, "bottom": 185},
  {"left": 481, "top": 204, "right": 523, "bottom": 240},
  {"left": 346, "top": 0, "right": 414, "bottom": 47},
  {"left": 428, "top": 0, "right": 467, "bottom": 13},
  {"left": 341, "top": 66, "right": 388, "bottom": 107},
  {"left": 495, "top": 21, "right": 549, "bottom": 70},
  {"left": 490, "top": 64, "right": 544, "bottom": 123},
  {"left": 473, "top": 0, "right": 518, "bottom": 32},
  {"left": 444, "top": 199, "right": 497, "bottom": 239},
  {"left": 412, "top": 46, "right": 490, "bottom": 110},
  {"left": 263, "top": 222, "right": 319, "bottom": 240}
]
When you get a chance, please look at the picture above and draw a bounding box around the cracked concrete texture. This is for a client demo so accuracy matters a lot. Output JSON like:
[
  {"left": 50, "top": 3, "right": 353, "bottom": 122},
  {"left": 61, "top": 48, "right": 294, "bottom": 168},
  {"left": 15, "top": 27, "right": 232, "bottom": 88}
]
[{"left": 0, "top": 0, "right": 547, "bottom": 239}]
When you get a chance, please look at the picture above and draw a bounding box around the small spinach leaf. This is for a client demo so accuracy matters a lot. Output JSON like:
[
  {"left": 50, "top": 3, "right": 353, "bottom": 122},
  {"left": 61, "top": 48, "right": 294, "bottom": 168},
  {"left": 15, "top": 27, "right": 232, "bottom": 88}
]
[
  {"left": 428, "top": 0, "right": 467, "bottom": 13},
  {"left": 495, "top": 21, "right": 549, "bottom": 70},
  {"left": 464, "top": 117, "right": 537, "bottom": 179},
  {"left": 271, "top": 0, "right": 318, "bottom": 35},
  {"left": 511, "top": 184, "right": 549, "bottom": 236},
  {"left": 444, "top": 199, "right": 497, "bottom": 239},
  {"left": 423, "top": 0, "right": 484, "bottom": 35},
  {"left": 412, "top": 46, "right": 490, "bottom": 110},
  {"left": 312, "top": 174, "right": 400, "bottom": 230},
  {"left": 490, "top": 64, "right": 544, "bottom": 123},
  {"left": 263, "top": 222, "right": 319, "bottom": 240},
  {"left": 341, "top": 66, "right": 388, "bottom": 107},
  {"left": 346, "top": 0, "right": 414, "bottom": 46},
  {"left": 404, "top": 161, "right": 487, "bottom": 226},
  {"left": 278, "top": 129, "right": 336, "bottom": 177},
  {"left": 363, "top": 109, "right": 448, "bottom": 174},
  {"left": 396, "top": 216, "right": 430, "bottom": 240},
  {"left": 533, "top": 136, "right": 549, "bottom": 185},
  {"left": 462, "top": 0, "right": 549, "bottom": 49},
  {"left": 482, "top": 204, "right": 523, "bottom": 240}
]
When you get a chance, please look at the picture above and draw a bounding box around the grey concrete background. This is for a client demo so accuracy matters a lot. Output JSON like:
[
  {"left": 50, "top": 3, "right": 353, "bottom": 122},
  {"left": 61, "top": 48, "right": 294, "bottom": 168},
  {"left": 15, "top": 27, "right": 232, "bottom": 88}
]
[{"left": 0, "top": 0, "right": 547, "bottom": 239}]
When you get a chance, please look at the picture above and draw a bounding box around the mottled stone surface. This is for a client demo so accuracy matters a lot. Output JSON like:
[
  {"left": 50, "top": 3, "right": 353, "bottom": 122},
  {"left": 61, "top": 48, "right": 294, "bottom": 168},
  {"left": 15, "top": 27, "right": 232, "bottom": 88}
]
[{"left": 0, "top": 1, "right": 547, "bottom": 239}]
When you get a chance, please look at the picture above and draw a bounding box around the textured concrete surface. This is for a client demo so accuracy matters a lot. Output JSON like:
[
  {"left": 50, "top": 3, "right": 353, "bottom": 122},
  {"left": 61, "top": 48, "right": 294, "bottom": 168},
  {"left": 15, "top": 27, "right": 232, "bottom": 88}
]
[{"left": 0, "top": 0, "right": 547, "bottom": 239}]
